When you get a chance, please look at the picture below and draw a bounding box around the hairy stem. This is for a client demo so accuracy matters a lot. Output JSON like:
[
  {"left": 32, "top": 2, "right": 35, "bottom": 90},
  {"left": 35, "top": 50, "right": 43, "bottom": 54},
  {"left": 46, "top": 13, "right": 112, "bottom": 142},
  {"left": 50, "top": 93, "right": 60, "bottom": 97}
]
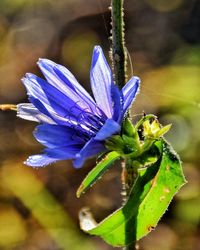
[
  {"left": 110, "top": 1, "right": 137, "bottom": 249},
  {"left": 123, "top": 242, "right": 139, "bottom": 250},
  {"left": 110, "top": 0, "right": 127, "bottom": 89}
]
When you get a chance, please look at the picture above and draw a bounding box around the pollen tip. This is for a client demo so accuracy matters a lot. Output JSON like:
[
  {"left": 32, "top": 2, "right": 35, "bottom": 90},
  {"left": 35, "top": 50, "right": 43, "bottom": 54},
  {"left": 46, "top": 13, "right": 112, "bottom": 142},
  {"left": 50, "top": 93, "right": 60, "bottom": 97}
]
[
  {"left": 135, "top": 76, "right": 141, "bottom": 82},
  {"left": 94, "top": 45, "right": 102, "bottom": 53},
  {"left": 38, "top": 58, "right": 49, "bottom": 64},
  {"left": 37, "top": 58, "right": 42, "bottom": 64},
  {"left": 23, "top": 160, "right": 28, "bottom": 165},
  {"left": 24, "top": 158, "right": 36, "bottom": 168},
  {"left": 25, "top": 73, "right": 32, "bottom": 78}
]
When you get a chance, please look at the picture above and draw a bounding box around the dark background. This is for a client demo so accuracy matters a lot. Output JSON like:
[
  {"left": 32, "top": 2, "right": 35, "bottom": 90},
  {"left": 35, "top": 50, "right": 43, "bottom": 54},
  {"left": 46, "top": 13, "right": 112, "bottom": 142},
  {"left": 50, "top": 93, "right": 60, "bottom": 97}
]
[{"left": 0, "top": 0, "right": 199, "bottom": 249}]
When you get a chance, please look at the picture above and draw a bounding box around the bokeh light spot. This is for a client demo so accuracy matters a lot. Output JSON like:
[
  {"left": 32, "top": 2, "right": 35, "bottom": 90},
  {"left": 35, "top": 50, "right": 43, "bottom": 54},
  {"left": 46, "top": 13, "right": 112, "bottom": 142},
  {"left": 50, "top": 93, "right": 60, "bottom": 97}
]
[
  {"left": 0, "top": 207, "right": 26, "bottom": 248},
  {"left": 145, "top": 0, "right": 183, "bottom": 12},
  {"left": 62, "top": 30, "right": 99, "bottom": 77}
]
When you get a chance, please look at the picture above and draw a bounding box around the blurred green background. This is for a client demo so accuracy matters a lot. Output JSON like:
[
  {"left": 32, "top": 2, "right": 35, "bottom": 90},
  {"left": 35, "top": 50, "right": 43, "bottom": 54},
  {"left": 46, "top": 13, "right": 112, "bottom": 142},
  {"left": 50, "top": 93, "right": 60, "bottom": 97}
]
[{"left": 0, "top": 0, "right": 199, "bottom": 249}]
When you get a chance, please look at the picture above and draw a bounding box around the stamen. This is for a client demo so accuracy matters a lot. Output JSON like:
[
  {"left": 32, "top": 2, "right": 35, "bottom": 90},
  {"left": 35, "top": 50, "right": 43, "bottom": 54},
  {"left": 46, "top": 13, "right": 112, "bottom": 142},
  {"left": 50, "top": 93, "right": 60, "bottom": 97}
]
[{"left": 66, "top": 102, "right": 106, "bottom": 139}]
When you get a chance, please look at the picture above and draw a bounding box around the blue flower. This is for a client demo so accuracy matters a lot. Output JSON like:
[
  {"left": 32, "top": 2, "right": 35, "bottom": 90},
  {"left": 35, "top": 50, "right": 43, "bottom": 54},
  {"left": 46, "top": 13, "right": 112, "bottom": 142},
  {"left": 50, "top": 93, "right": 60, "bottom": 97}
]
[{"left": 17, "top": 46, "right": 140, "bottom": 168}]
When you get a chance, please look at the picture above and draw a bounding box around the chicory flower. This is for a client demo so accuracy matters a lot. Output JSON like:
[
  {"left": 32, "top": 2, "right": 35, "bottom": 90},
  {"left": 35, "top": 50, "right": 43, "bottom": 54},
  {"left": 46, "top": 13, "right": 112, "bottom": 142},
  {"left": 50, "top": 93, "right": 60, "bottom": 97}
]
[{"left": 17, "top": 46, "right": 140, "bottom": 168}]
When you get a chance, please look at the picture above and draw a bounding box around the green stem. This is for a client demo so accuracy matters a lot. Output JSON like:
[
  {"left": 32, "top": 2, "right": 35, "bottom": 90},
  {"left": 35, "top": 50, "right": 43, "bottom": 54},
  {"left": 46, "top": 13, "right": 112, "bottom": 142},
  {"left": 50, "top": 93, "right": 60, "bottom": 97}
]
[
  {"left": 110, "top": 1, "right": 137, "bottom": 249},
  {"left": 121, "top": 159, "right": 138, "bottom": 199},
  {"left": 111, "top": 0, "right": 127, "bottom": 88},
  {"left": 123, "top": 242, "right": 139, "bottom": 250}
]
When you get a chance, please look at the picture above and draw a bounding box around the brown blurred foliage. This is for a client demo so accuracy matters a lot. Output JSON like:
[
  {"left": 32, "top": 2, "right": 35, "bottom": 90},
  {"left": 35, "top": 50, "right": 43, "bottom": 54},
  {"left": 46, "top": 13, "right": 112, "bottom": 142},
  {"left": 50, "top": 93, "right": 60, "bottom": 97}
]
[{"left": 0, "top": 0, "right": 199, "bottom": 249}]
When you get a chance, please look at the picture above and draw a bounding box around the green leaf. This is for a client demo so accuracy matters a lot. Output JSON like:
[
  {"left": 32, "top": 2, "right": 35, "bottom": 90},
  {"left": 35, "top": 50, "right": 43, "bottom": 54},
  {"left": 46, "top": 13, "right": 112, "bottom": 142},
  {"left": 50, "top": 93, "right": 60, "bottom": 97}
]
[
  {"left": 76, "top": 151, "right": 120, "bottom": 198},
  {"left": 81, "top": 140, "right": 186, "bottom": 246},
  {"left": 132, "top": 144, "right": 159, "bottom": 167}
]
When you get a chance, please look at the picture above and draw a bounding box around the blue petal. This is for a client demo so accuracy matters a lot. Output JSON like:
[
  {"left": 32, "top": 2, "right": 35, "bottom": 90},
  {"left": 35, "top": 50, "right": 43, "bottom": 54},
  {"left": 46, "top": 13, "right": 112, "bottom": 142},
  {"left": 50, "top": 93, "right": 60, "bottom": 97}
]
[
  {"left": 90, "top": 46, "right": 113, "bottom": 118},
  {"left": 29, "top": 96, "right": 95, "bottom": 137},
  {"left": 25, "top": 145, "right": 82, "bottom": 167},
  {"left": 111, "top": 85, "right": 124, "bottom": 122},
  {"left": 94, "top": 119, "right": 121, "bottom": 141},
  {"left": 23, "top": 74, "right": 78, "bottom": 119},
  {"left": 122, "top": 76, "right": 140, "bottom": 116},
  {"left": 37, "top": 59, "right": 102, "bottom": 116},
  {"left": 33, "top": 124, "right": 85, "bottom": 148},
  {"left": 44, "top": 145, "right": 82, "bottom": 159},
  {"left": 17, "top": 103, "right": 55, "bottom": 124},
  {"left": 29, "top": 97, "right": 92, "bottom": 134},
  {"left": 25, "top": 154, "right": 58, "bottom": 167},
  {"left": 29, "top": 96, "right": 63, "bottom": 125},
  {"left": 73, "top": 138, "right": 106, "bottom": 168},
  {"left": 24, "top": 74, "right": 103, "bottom": 135}
]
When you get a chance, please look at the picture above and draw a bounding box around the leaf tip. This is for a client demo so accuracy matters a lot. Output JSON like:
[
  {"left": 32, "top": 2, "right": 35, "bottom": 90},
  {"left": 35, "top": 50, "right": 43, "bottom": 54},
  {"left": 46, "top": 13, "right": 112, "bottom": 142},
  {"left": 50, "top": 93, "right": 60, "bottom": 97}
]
[{"left": 76, "top": 184, "right": 85, "bottom": 198}]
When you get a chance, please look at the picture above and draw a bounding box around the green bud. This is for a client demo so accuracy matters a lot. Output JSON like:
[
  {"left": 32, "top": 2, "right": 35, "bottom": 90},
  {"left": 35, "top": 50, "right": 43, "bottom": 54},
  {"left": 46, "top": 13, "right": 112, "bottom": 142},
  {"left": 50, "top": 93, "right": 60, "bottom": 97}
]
[{"left": 122, "top": 118, "right": 136, "bottom": 137}]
